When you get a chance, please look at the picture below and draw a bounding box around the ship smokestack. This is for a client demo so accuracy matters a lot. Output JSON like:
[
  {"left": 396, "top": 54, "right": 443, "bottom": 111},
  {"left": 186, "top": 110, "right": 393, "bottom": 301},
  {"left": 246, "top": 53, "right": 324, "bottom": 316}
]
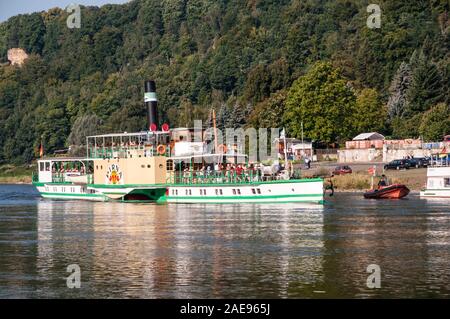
[{"left": 144, "top": 80, "right": 158, "bottom": 130}]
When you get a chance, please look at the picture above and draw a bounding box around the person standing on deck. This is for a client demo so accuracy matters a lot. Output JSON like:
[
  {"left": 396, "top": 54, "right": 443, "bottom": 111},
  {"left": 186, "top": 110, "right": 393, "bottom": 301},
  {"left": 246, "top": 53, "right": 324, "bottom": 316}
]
[{"left": 378, "top": 174, "right": 388, "bottom": 188}]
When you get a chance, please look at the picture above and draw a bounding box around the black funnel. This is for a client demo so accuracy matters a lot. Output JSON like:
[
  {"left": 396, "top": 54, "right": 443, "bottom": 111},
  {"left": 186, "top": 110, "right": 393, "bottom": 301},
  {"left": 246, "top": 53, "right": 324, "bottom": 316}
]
[{"left": 145, "top": 80, "right": 158, "bottom": 130}]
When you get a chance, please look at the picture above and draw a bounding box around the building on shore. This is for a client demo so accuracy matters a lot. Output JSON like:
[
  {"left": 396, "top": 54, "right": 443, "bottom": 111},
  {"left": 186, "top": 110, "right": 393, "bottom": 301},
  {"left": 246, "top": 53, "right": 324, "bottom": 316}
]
[
  {"left": 273, "top": 138, "right": 314, "bottom": 161},
  {"left": 339, "top": 132, "right": 450, "bottom": 163}
]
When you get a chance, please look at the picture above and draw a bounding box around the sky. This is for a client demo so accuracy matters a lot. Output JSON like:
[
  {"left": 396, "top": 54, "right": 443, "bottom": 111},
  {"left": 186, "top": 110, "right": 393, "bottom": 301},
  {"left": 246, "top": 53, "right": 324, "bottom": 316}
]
[{"left": 0, "top": 0, "right": 130, "bottom": 22}]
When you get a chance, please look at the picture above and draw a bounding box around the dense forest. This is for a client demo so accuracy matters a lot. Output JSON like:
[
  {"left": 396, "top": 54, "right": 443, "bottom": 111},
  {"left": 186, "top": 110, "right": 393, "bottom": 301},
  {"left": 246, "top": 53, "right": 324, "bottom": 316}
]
[{"left": 0, "top": 0, "right": 449, "bottom": 164}]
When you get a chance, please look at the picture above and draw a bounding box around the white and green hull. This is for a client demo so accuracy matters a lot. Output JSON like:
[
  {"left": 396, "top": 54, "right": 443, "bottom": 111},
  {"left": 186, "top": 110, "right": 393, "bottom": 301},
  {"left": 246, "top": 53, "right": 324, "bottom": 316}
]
[
  {"left": 34, "top": 184, "right": 107, "bottom": 201},
  {"left": 420, "top": 189, "right": 450, "bottom": 198},
  {"left": 34, "top": 178, "right": 324, "bottom": 204},
  {"left": 166, "top": 179, "right": 324, "bottom": 204}
]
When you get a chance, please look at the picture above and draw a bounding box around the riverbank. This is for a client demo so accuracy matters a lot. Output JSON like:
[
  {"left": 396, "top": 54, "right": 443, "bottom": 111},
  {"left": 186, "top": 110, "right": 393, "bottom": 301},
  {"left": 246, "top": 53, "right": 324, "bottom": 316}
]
[
  {"left": 303, "top": 166, "right": 427, "bottom": 191},
  {"left": 0, "top": 165, "right": 34, "bottom": 184},
  {"left": 0, "top": 162, "right": 427, "bottom": 191}
]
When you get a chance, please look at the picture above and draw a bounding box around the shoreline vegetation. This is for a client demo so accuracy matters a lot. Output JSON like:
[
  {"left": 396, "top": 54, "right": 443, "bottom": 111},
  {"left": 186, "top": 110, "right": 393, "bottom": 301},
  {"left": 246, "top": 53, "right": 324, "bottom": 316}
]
[
  {"left": 0, "top": 165, "right": 34, "bottom": 184},
  {"left": 303, "top": 167, "right": 427, "bottom": 192},
  {"left": 0, "top": 163, "right": 427, "bottom": 191}
]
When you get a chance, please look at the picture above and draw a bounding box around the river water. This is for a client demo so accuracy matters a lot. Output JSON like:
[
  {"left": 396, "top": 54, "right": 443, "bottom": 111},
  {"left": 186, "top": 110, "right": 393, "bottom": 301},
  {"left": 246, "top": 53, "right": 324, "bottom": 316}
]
[{"left": 0, "top": 184, "right": 449, "bottom": 299}]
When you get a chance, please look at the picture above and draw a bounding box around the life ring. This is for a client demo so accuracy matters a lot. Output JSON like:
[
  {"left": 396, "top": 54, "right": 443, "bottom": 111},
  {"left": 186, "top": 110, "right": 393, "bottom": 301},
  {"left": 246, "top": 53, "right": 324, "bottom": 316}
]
[
  {"left": 157, "top": 145, "right": 166, "bottom": 155},
  {"left": 218, "top": 144, "right": 227, "bottom": 154}
]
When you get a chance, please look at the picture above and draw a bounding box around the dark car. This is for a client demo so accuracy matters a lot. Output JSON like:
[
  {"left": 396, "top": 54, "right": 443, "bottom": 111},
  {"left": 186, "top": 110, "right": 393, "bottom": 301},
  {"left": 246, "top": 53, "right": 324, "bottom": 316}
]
[
  {"left": 384, "top": 159, "right": 410, "bottom": 170},
  {"left": 407, "top": 157, "right": 430, "bottom": 168},
  {"left": 332, "top": 165, "right": 353, "bottom": 175}
]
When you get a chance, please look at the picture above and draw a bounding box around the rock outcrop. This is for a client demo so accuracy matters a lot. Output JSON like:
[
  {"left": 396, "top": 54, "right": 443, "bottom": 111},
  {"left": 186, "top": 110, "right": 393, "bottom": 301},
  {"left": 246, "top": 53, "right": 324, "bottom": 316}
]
[{"left": 7, "top": 48, "right": 29, "bottom": 66}]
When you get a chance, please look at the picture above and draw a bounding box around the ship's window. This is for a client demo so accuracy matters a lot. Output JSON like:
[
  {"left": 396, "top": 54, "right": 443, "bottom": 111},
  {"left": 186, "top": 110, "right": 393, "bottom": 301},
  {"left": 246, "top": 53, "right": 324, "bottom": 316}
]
[
  {"left": 445, "top": 178, "right": 450, "bottom": 188},
  {"left": 141, "top": 165, "right": 145, "bottom": 168},
  {"left": 220, "top": 189, "right": 223, "bottom": 195},
  {"left": 215, "top": 189, "right": 219, "bottom": 195},
  {"left": 189, "top": 190, "right": 192, "bottom": 196},
  {"left": 232, "top": 189, "right": 236, "bottom": 195},
  {"left": 101, "top": 166, "right": 103, "bottom": 170},
  {"left": 252, "top": 189, "right": 256, "bottom": 194},
  {"left": 45, "top": 162, "right": 50, "bottom": 171},
  {"left": 257, "top": 189, "right": 261, "bottom": 194},
  {"left": 203, "top": 189, "right": 207, "bottom": 195},
  {"left": 148, "top": 165, "right": 152, "bottom": 169},
  {"left": 40, "top": 162, "right": 45, "bottom": 171},
  {"left": 96, "top": 165, "right": 98, "bottom": 170},
  {"left": 237, "top": 189, "right": 241, "bottom": 195},
  {"left": 159, "top": 164, "right": 164, "bottom": 169},
  {"left": 167, "top": 160, "right": 174, "bottom": 171},
  {"left": 200, "top": 189, "right": 203, "bottom": 195}
]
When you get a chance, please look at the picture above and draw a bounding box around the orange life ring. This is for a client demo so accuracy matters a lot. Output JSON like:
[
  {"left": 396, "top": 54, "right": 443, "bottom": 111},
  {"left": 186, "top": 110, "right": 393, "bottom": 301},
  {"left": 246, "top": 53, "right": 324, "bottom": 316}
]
[
  {"left": 157, "top": 145, "right": 166, "bottom": 155},
  {"left": 218, "top": 144, "right": 227, "bottom": 154}
]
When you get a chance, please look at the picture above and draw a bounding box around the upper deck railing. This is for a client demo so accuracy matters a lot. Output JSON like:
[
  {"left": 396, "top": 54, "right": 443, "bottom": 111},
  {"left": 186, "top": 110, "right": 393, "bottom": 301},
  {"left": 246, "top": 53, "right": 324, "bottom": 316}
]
[
  {"left": 86, "top": 131, "right": 171, "bottom": 159},
  {"left": 88, "top": 145, "right": 171, "bottom": 159},
  {"left": 166, "top": 169, "right": 302, "bottom": 186},
  {"left": 429, "top": 154, "right": 450, "bottom": 167}
]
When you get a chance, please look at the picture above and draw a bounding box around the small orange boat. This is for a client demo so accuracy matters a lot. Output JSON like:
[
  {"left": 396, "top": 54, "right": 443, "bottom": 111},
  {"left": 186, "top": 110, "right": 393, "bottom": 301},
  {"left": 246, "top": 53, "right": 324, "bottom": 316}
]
[{"left": 364, "top": 184, "right": 410, "bottom": 199}]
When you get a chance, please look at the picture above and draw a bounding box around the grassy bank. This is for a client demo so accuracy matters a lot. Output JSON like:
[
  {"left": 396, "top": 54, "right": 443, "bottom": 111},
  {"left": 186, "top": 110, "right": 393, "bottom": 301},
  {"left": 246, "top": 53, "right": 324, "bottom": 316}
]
[
  {"left": 323, "top": 170, "right": 427, "bottom": 192},
  {"left": 0, "top": 165, "right": 34, "bottom": 184}
]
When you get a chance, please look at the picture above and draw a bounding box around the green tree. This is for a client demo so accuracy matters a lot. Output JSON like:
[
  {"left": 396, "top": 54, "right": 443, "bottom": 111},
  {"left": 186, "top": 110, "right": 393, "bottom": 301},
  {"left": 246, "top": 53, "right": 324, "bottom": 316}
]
[
  {"left": 391, "top": 113, "right": 422, "bottom": 139},
  {"left": 68, "top": 113, "right": 103, "bottom": 156},
  {"left": 284, "top": 61, "right": 356, "bottom": 143},
  {"left": 354, "top": 88, "right": 387, "bottom": 134},
  {"left": 407, "top": 49, "right": 444, "bottom": 114},
  {"left": 419, "top": 103, "right": 450, "bottom": 141},
  {"left": 248, "top": 90, "right": 287, "bottom": 129},
  {"left": 387, "top": 62, "right": 412, "bottom": 119}
]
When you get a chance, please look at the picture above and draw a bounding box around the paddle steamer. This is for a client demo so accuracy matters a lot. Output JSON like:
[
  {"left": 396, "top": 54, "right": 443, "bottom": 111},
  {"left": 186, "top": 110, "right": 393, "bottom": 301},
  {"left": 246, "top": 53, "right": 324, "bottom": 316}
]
[{"left": 32, "top": 81, "right": 324, "bottom": 204}]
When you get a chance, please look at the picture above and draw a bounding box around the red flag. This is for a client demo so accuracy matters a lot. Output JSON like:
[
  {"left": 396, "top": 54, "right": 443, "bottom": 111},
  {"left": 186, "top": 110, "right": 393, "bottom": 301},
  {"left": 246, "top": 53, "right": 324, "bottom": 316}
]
[{"left": 368, "top": 166, "right": 376, "bottom": 176}]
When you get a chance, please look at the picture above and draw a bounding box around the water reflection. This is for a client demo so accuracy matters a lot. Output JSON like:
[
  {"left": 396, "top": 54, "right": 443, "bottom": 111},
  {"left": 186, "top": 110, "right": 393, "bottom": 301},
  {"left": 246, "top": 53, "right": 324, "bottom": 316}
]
[
  {"left": 321, "top": 194, "right": 450, "bottom": 298},
  {"left": 1, "top": 185, "right": 449, "bottom": 298},
  {"left": 34, "top": 201, "right": 325, "bottom": 298}
]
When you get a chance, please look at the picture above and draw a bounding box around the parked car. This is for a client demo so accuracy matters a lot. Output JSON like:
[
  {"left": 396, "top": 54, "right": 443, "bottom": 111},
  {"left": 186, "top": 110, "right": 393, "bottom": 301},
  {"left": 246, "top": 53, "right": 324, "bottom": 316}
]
[
  {"left": 332, "top": 165, "right": 353, "bottom": 175},
  {"left": 407, "top": 157, "right": 430, "bottom": 168},
  {"left": 384, "top": 159, "right": 410, "bottom": 170}
]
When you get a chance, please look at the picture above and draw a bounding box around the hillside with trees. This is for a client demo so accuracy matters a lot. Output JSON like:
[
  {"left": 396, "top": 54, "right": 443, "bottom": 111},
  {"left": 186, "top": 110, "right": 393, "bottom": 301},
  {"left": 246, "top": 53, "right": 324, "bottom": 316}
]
[{"left": 0, "top": 0, "right": 449, "bottom": 164}]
